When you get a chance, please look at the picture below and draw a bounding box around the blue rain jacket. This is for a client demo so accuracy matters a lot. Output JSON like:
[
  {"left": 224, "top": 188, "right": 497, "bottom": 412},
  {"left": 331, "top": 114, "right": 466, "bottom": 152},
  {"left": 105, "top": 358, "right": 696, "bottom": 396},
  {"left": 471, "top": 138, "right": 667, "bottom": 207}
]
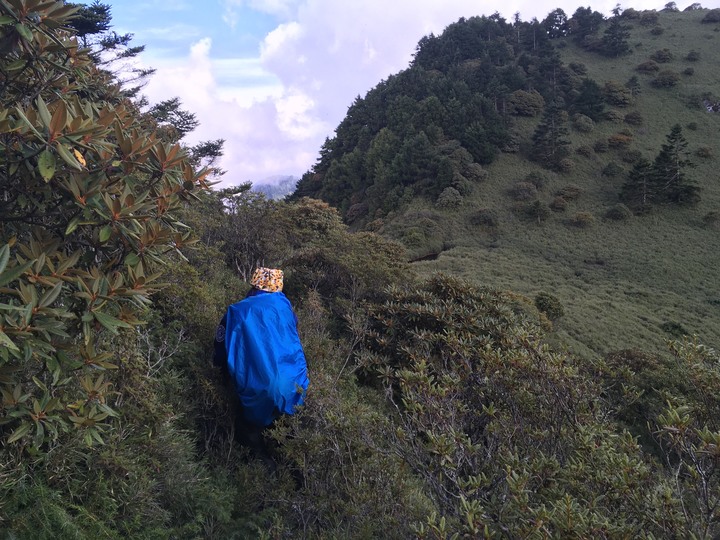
[{"left": 223, "top": 290, "right": 309, "bottom": 426}]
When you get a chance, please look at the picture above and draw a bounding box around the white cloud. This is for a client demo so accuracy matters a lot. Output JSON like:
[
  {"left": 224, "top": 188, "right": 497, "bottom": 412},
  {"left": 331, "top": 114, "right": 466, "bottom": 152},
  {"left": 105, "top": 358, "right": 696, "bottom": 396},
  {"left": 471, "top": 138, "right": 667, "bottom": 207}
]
[{"left": 140, "top": 23, "right": 201, "bottom": 41}]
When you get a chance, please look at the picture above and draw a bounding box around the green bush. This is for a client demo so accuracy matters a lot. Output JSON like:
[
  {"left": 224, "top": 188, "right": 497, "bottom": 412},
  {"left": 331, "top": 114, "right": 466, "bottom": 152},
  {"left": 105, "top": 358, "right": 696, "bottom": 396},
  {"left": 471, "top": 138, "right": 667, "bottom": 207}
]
[
  {"left": 621, "top": 149, "right": 643, "bottom": 163},
  {"left": 569, "top": 62, "right": 588, "bottom": 75},
  {"left": 556, "top": 184, "right": 583, "bottom": 201},
  {"left": 569, "top": 211, "right": 595, "bottom": 227},
  {"left": 605, "top": 203, "right": 633, "bottom": 221},
  {"left": 702, "top": 210, "right": 720, "bottom": 228},
  {"left": 436, "top": 186, "right": 463, "bottom": 209},
  {"left": 469, "top": 208, "right": 499, "bottom": 227},
  {"left": 603, "top": 81, "right": 633, "bottom": 107},
  {"left": 510, "top": 181, "right": 538, "bottom": 201},
  {"left": 639, "top": 11, "right": 659, "bottom": 26},
  {"left": 701, "top": 8, "right": 720, "bottom": 22},
  {"left": 636, "top": 60, "right": 660, "bottom": 73},
  {"left": 594, "top": 139, "right": 610, "bottom": 153},
  {"left": 686, "top": 49, "right": 700, "bottom": 61},
  {"left": 534, "top": 292, "right": 565, "bottom": 321},
  {"left": 652, "top": 70, "right": 681, "bottom": 88},
  {"left": 572, "top": 113, "right": 595, "bottom": 133},
  {"left": 624, "top": 111, "right": 643, "bottom": 125},
  {"left": 507, "top": 89, "right": 545, "bottom": 116},
  {"left": 550, "top": 196, "right": 568, "bottom": 212},
  {"left": 525, "top": 171, "right": 548, "bottom": 190},
  {"left": 651, "top": 48, "right": 673, "bottom": 62},
  {"left": 602, "top": 162, "right": 624, "bottom": 177},
  {"left": 576, "top": 144, "right": 594, "bottom": 157}
]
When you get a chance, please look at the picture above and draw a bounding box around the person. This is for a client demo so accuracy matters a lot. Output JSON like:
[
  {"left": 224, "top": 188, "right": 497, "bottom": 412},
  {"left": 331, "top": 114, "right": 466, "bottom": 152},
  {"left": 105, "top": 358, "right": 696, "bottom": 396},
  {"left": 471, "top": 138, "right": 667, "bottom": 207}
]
[{"left": 214, "top": 267, "right": 309, "bottom": 451}]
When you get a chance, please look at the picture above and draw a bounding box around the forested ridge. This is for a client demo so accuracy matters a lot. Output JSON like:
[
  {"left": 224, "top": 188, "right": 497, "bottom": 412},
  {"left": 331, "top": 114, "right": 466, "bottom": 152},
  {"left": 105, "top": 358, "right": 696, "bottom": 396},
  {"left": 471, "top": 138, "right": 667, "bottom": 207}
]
[{"left": 1, "top": 1, "right": 720, "bottom": 539}]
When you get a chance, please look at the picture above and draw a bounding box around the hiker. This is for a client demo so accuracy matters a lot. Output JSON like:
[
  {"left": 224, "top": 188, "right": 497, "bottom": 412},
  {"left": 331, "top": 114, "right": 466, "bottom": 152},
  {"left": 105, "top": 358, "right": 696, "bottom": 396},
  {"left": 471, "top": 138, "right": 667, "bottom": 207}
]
[{"left": 214, "top": 267, "right": 309, "bottom": 447}]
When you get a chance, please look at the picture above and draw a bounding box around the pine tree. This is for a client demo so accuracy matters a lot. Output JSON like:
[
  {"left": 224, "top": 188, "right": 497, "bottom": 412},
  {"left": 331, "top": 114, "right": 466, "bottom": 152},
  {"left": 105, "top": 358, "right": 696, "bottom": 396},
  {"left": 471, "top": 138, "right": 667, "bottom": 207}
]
[
  {"left": 653, "top": 124, "right": 699, "bottom": 204},
  {"left": 601, "top": 5, "right": 631, "bottom": 57},
  {"left": 531, "top": 100, "right": 570, "bottom": 170},
  {"left": 620, "top": 158, "right": 656, "bottom": 213},
  {"left": 573, "top": 79, "right": 605, "bottom": 121}
]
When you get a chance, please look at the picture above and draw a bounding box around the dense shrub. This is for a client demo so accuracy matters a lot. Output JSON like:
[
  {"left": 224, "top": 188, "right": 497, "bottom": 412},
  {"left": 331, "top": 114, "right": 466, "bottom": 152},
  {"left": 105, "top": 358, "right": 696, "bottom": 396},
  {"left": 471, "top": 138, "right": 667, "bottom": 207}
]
[
  {"left": 568, "top": 62, "right": 588, "bottom": 75},
  {"left": 602, "top": 162, "right": 624, "bottom": 177},
  {"left": 696, "top": 146, "right": 713, "bottom": 159},
  {"left": 702, "top": 210, "right": 720, "bottom": 228},
  {"left": 572, "top": 113, "right": 595, "bottom": 132},
  {"left": 608, "top": 133, "right": 633, "bottom": 147},
  {"left": 464, "top": 162, "right": 488, "bottom": 182},
  {"left": 556, "top": 184, "right": 583, "bottom": 200},
  {"left": 557, "top": 157, "right": 574, "bottom": 172},
  {"left": 624, "top": 111, "right": 643, "bottom": 125},
  {"left": 436, "top": 186, "right": 463, "bottom": 209},
  {"left": 594, "top": 139, "right": 610, "bottom": 153},
  {"left": 621, "top": 149, "right": 643, "bottom": 164},
  {"left": 650, "top": 26, "right": 664, "bottom": 36},
  {"left": 525, "top": 171, "right": 548, "bottom": 190},
  {"left": 687, "top": 121, "right": 698, "bottom": 131},
  {"left": 469, "top": 208, "right": 499, "bottom": 227},
  {"left": 636, "top": 60, "right": 660, "bottom": 73},
  {"left": 651, "top": 48, "right": 674, "bottom": 62},
  {"left": 507, "top": 89, "right": 545, "bottom": 116},
  {"left": 639, "top": 11, "right": 659, "bottom": 26},
  {"left": 550, "top": 196, "right": 568, "bottom": 212},
  {"left": 701, "top": 8, "right": 720, "bottom": 22},
  {"left": 686, "top": 49, "right": 700, "bottom": 61},
  {"left": 570, "top": 211, "right": 595, "bottom": 227},
  {"left": 652, "top": 70, "right": 681, "bottom": 87},
  {"left": 535, "top": 292, "right": 565, "bottom": 321},
  {"left": 605, "top": 203, "right": 633, "bottom": 220},
  {"left": 604, "top": 109, "right": 625, "bottom": 122},
  {"left": 576, "top": 144, "right": 594, "bottom": 157},
  {"left": 683, "top": 67, "right": 695, "bottom": 76},
  {"left": 603, "top": 81, "right": 633, "bottom": 107},
  {"left": 510, "top": 181, "right": 538, "bottom": 201}
]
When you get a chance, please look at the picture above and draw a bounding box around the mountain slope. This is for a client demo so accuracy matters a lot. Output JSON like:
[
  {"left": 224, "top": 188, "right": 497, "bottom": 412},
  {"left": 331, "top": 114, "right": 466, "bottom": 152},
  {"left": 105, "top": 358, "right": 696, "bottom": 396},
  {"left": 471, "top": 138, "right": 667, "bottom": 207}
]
[{"left": 292, "top": 7, "right": 720, "bottom": 359}]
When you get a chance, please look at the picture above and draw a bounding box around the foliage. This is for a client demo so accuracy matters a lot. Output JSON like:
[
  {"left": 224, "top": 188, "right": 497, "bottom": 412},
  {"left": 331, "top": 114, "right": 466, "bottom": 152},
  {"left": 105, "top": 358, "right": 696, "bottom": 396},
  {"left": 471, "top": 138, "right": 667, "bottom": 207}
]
[
  {"left": 507, "top": 89, "right": 544, "bottom": 116},
  {"left": 701, "top": 9, "right": 720, "bottom": 23},
  {"left": 535, "top": 291, "right": 564, "bottom": 320},
  {"left": 531, "top": 101, "right": 571, "bottom": 170},
  {"left": 604, "top": 203, "right": 633, "bottom": 220},
  {"left": 0, "top": 0, "right": 209, "bottom": 452},
  {"left": 355, "top": 275, "right": 688, "bottom": 538},
  {"left": 571, "top": 112, "right": 595, "bottom": 132},
  {"left": 569, "top": 211, "right": 595, "bottom": 227},
  {"left": 509, "top": 181, "right": 537, "bottom": 201},
  {"left": 651, "top": 48, "right": 674, "bottom": 63},
  {"left": 436, "top": 186, "right": 463, "bottom": 209},
  {"left": 652, "top": 70, "right": 681, "bottom": 88},
  {"left": 600, "top": 8, "right": 631, "bottom": 57},
  {"left": 603, "top": 80, "right": 633, "bottom": 107},
  {"left": 652, "top": 124, "right": 698, "bottom": 204},
  {"left": 636, "top": 60, "right": 661, "bottom": 74}
]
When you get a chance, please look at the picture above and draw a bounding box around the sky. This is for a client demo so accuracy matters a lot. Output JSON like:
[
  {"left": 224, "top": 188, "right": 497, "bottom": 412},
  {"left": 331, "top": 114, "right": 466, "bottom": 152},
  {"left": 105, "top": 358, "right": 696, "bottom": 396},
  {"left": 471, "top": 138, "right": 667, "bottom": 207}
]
[{"left": 85, "top": 0, "right": 712, "bottom": 188}]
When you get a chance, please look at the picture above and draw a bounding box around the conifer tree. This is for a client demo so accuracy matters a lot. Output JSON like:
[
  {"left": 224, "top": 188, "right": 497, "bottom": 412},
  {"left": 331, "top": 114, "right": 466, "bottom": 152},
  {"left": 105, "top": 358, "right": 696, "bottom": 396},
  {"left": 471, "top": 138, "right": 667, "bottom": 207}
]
[
  {"left": 620, "top": 158, "right": 656, "bottom": 213},
  {"left": 601, "top": 5, "right": 631, "bottom": 57},
  {"left": 653, "top": 124, "right": 699, "bottom": 204},
  {"left": 531, "top": 100, "right": 570, "bottom": 170},
  {"left": 573, "top": 78, "right": 605, "bottom": 121}
]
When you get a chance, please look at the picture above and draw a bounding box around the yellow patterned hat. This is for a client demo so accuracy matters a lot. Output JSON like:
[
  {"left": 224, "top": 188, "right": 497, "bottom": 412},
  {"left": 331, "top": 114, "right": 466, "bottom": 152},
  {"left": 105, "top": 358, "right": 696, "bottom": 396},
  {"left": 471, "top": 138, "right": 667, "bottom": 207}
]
[{"left": 250, "top": 267, "right": 284, "bottom": 292}]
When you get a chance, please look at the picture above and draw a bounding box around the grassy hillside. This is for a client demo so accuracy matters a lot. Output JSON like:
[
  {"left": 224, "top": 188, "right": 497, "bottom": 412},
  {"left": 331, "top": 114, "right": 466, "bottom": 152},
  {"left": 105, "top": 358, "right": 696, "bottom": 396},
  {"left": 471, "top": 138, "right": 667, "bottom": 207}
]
[
  {"left": 301, "top": 8, "right": 720, "bottom": 360},
  {"left": 415, "top": 9, "right": 720, "bottom": 359}
]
